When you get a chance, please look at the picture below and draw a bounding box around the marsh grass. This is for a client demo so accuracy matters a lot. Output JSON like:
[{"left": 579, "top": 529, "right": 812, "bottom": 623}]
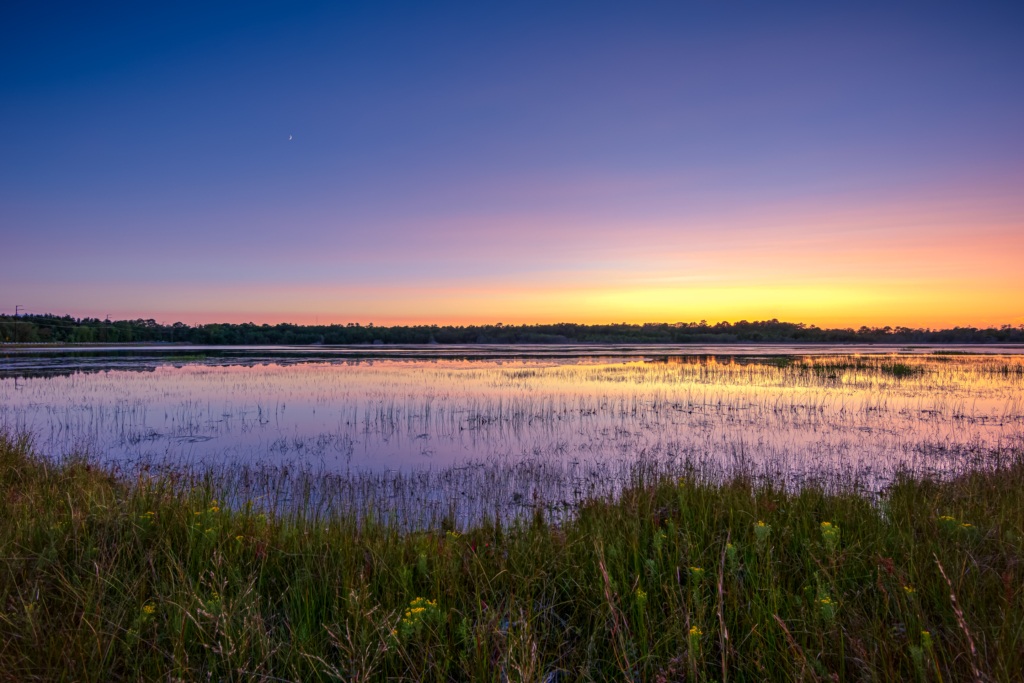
[
  {"left": 791, "top": 358, "right": 923, "bottom": 378},
  {"left": 161, "top": 354, "right": 207, "bottom": 363},
  {"left": 2, "top": 429, "right": 1024, "bottom": 682},
  {"left": 4, "top": 353, "right": 1023, "bottom": 478}
]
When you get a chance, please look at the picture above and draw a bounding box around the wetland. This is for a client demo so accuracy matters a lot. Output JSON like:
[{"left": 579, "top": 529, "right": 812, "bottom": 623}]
[
  {"left": 2, "top": 346, "right": 1022, "bottom": 523},
  {"left": 2, "top": 345, "right": 1024, "bottom": 681}
]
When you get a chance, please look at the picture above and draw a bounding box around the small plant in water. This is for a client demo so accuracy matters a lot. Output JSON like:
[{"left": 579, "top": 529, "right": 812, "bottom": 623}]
[{"left": 882, "top": 362, "right": 919, "bottom": 378}]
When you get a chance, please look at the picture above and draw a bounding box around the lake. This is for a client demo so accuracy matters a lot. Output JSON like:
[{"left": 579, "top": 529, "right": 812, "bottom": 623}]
[{"left": 2, "top": 346, "right": 1021, "bottom": 483}]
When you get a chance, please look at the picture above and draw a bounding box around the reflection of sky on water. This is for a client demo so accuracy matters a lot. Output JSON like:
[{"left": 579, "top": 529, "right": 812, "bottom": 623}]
[{"left": 1, "top": 354, "right": 1022, "bottom": 477}]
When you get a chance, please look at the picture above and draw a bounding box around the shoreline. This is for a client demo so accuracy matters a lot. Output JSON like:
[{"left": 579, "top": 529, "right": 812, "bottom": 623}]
[{"left": 3, "top": 429, "right": 1022, "bottom": 681}]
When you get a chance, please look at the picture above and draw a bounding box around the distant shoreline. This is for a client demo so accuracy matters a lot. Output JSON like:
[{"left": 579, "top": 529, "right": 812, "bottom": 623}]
[
  {"left": 3, "top": 316, "right": 1023, "bottom": 347},
  {"left": 4, "top": 341, "right": 1024, "bottom": 349}
]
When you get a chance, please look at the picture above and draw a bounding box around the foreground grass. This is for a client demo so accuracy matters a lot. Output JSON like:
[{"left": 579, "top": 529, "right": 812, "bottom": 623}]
[{"left": 1, "top": 431, "right": 1023, "bottom": 682}]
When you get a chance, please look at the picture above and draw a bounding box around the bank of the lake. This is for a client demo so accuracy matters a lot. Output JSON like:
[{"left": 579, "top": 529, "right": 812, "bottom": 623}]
[{"left": 1, "top": 429, "right": 1022, "bottom": 682}]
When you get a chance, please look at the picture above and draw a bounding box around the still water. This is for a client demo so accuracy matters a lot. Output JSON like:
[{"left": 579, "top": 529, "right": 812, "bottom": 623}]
[{"left": 2, "top": 347, "right": 1022, "bottom": 480}]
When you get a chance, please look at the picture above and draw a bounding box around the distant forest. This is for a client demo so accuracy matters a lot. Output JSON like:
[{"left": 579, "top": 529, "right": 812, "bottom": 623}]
[{"left": 2, "top": 314, "right": 1023, "bottom": 345}]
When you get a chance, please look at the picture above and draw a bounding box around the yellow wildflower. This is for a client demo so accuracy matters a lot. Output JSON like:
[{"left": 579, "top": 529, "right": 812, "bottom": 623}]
[{"left": 398, "top": 596, "right": 440, "bottom": 638}]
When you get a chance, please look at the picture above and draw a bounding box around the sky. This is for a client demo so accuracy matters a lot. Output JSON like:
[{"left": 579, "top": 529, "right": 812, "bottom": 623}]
[{"left": 2, "top": 1, "right": 1023, "bottom": 329}]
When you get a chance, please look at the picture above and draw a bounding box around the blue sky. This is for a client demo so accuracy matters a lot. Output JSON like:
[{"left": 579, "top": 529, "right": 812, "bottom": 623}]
[{"left": 2, "top": 1, "right": 1022, "bottom": 326}]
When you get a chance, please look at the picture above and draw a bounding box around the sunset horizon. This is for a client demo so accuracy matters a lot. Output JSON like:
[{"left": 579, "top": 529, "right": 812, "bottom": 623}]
[{"left": 3, "top": 2, "right": 1023, "bottom": 329}]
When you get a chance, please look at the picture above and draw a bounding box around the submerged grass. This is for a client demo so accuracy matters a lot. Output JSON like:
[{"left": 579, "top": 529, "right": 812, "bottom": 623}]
[
  {"left": 160, "top": 354, "right": 207, "bottom": 363},
  {"left": 791, "top": 358, "right": 925, "bottom": 379},
  {"left": 5, "top": 353, "right": 1022, "bottom": 474},
  {"left": 2, "top": 429, "right": 1024, "bottom": 682}
]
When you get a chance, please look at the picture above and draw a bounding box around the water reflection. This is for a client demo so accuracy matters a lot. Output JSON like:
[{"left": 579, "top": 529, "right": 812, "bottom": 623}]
[{"left": 1, "top": 354, "right": 1021, "bottom": 482}]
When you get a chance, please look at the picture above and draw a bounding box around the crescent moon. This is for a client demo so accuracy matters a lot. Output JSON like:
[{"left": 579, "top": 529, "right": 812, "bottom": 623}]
[{"left": 288, "top": 135, "right": 292, "bottom": 140}]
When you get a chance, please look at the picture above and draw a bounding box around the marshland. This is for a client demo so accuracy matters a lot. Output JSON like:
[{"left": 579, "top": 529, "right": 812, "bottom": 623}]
[{"left": 2, "top": 348, "right": 1024, "bottom": 681}]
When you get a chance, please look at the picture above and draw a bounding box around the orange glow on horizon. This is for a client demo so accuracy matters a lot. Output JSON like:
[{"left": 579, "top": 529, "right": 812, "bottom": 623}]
[
  {"left": 102, "top": 274, "right": 1023, "bottom": 331},
  {"left": 17, "top": 185, "right": 1024, "bottom": 331}
]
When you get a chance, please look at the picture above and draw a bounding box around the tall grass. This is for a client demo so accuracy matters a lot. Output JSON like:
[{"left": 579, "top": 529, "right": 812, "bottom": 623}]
[{"left": 2, "top": 429, "right": 1023, "bottom": 681}]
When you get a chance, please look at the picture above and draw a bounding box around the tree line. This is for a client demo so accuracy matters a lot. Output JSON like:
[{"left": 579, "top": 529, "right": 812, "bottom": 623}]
[{"left": 1, "top": 314, "right": 1022, "bottom": 346}]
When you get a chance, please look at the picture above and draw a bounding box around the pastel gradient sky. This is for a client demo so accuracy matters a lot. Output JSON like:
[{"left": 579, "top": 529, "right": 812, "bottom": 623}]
[{"left": 2, "top": 1, "right": 1023, "bottom": 328}]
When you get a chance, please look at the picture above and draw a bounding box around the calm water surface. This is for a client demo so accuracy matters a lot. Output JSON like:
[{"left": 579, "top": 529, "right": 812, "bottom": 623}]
[{"left": 2, "top": 347, "right": 1022, "bottom": 479}]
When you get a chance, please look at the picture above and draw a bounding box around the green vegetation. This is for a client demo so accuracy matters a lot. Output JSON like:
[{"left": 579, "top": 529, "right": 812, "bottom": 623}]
[
  {"left": 881, "top": 362, "right": 918, "bottom": 378},
  {"left": 786, "top": 356, "right": 1024, "bottom": 379},
  {"left": 161, "top": 354, "right": 207, "bottom": 362},
  {"left": 2, "top": 429, "right": 1024, "bottom": 681},
  {"left": 2, "top": 313, "right": 1023, "bottom": 345},
  {"left": 790, "top": 359, "right": 925, "bottom": 379},
  {"left": 760, "top": 356, "right": 928, "bottom": 380}
]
